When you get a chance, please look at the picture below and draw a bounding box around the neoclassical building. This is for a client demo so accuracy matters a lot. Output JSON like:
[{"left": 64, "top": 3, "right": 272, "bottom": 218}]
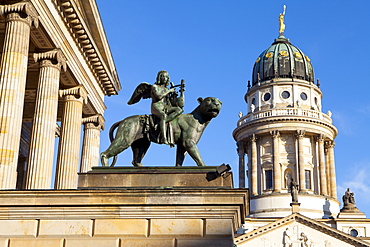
[
  {"left": 0, "top": 0, "right": 120, "bottom": 190},
  {"left": 0, "top": 1, "right": 248, "bottom": 246},
  {"left": 234, "top": 9, "right": 370, "bottom": 247}
]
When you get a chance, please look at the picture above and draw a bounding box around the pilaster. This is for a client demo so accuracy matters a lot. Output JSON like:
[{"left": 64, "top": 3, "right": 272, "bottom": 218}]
[
  {"left": 296, "top": 130, "right": 306, "bottom": 192},
  {"left": 0, "top": 2, "right": 38, "bottom": 189},
  {"left": 55, "top": 86, "right": 87, "bottom": 189},
  {"left": 271, "top": 130, "right": 281, "bottom": 192},
  {"left": 25, "top": 49, "right": 66, "bottom": 189},
  {"left": 80, "top": 115, "right": 104, "bottom": 173}
]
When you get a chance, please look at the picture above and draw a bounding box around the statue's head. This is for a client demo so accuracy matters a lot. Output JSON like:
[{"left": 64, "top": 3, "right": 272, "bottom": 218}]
[
  {"left": 155, "top": 70, "right": 170, "bottom": 86},
  {"left": 197, "top": 97, "right": 222, "bottom": 118}
]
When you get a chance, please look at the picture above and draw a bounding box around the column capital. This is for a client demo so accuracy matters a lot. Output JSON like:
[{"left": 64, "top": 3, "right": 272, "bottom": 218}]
[
  {"left": 59, "top": 85, "right": 88, "bottom": 104},
  {"left": 0, "top": 2, "right": 39, "bottom": 28},
  {"left": 82, "top": 114, "right": 105, "bottom": 130},
  {"left": 325, "top": 140, "right": 335, "bottom": 149},
  {"left": 316, "top": 134, "right": 326, "bottom": 143},
  {"left": 236, "top": 141, "right": 247, "bottom": 155},
  {"left": 270, "top": 130, "right": 280, "bottom": 138},
  {"left": 249, "top": 134, "right": 258, "bottom": 143},
  {"left": 295, "top": 130, "right": 306, "bottom": 139},
  {"left": 33, "top": 49, "right": 67, "bottom": 71}
]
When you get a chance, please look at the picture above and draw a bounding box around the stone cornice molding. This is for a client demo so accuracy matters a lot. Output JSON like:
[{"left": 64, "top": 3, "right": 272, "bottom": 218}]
[
  {"left": 233, "top": 116, "right": 338, "bottom": 141},
  {"left": 59, "top": 85, "right": 88, "bottom": 104},
  {"left": 82, "top": 114, "right": 105, "bottom": 130},
  {"left": 53, "top": 0, "right": 120, "bottom": 96},
  {"left": 33, "top": 49, "right": 67, "bottom": 71},
  {"left": 0, "top": 2, "right": 39, "bottom": 28}
]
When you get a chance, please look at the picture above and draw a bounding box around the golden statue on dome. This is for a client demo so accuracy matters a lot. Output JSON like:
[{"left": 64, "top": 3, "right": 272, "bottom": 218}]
[{"left": 279, "top": 5, "right": 286, "bottom": 36}]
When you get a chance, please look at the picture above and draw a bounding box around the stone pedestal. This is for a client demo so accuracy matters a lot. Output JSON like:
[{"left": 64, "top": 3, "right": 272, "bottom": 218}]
[
  {"left": 290, "top": 202, "right": 301, "bottom": 213},
  {"left": 0, "top": 186, "right": 248, "bottom": 246},
  {"left": 78, "top": 166, "right": 233, "bottom": 189}
]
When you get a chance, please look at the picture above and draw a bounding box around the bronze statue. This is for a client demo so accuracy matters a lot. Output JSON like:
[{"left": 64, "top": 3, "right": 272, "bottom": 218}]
[
  {"left": 100, "top": 71, "right": 222, "bottom": 167},
  {"left": 127, "top": 70, "right": 184, "bottom": 145}
]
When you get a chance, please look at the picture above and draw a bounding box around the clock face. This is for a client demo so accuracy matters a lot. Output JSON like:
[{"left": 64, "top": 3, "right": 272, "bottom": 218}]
[
  {"left": 300, "top": 92, "right": 307, "bottom": 100},
  {"left": 281, "top": 91, "right": 290, "bottom": 99},
  {"left": 263, "top": 93, "right": 271, "bottom": 101}
]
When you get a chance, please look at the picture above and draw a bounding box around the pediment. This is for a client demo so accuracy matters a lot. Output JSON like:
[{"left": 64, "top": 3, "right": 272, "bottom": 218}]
[{"left": 235, "top": 213, "right": 370, "bottom": 246}]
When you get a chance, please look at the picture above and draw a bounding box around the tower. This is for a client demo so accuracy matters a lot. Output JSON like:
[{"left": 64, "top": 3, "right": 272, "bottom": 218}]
[{"left": 233, "top": 8, "right": 339, "bottom": 219}]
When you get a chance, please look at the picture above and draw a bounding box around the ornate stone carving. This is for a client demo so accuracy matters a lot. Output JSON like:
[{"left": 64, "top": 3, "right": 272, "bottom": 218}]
[
  {"left": 59, "top": 85, "right": 88, "bottom": 104},
  {"left": 33, "top": 49, "right": 67, "bottom": 71},
  {"left": 295, "top": 130, "right": 305, "bottom": 139},
  {"left": 0, "top": 2, "right": 39, "bottom": 28},
  {"left": 82, "top": 114, "right": 105, "bottom": 130},
  {"left": 270, "top": 130, "right": 280, "bottom": 138}
]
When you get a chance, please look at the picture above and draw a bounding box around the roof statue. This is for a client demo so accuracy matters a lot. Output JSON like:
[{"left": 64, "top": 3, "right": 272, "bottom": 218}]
[
  {"left": 340, "top": 188, "right": 361, "bottom": 213},
  {"left": 279, "top": 5, "right": 286, "bottom": 36},
  {"left": 100, "top": 70, "right": 222, "bottom": 167}
]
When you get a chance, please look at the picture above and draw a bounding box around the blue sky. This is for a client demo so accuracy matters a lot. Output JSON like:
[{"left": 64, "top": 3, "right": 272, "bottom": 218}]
[{"left": 96, "top": 1, "right": 370, "bottom": 215}]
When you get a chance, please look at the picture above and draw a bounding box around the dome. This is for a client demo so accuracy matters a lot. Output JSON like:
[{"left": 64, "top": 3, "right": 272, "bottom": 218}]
[{"left": 252, "top": 36, "right": 314, "bottom": 86}]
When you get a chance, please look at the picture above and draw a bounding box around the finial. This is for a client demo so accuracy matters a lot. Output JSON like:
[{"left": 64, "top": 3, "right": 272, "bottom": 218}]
[
  {"left": 279, "top": 5, "right": 286, "bottom": 36},
  {"left": 247, "top": 80, "right": 251, "bottom": 90}
]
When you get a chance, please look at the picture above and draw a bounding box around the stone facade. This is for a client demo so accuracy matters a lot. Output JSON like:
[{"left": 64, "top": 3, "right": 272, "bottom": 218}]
[{"left": 0, "top": 0, "right": 120, "bottom": 190}]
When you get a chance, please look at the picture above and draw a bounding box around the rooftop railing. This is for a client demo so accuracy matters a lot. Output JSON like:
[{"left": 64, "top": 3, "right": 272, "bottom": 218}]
[{"left": 237, "top": 108, "right": 332, "bottom": 126}]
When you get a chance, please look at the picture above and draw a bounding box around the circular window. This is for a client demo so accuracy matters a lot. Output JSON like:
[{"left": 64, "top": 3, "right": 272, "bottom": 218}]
[
  {"left": 263, "top": 93, "right": 271, "bottom": 101},
  {"left": 281, "top": 91, "right": 290, "bottom": 99},
  {"left": 350, "top": 229, "right": 358, "bottom": 237},
  {"left": 300, "top": 92, "right": 307, "bottom": 100}
]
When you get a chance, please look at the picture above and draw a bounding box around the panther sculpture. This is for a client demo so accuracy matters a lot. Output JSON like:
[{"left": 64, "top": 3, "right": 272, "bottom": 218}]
[{"left": 100, "top": 97, "right": 222, "bottom": 167}]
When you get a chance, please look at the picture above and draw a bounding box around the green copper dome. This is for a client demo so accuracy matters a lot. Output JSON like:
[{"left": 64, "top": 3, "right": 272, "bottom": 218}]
[{"left": 252, "top": 36, "right": 314, "bottom": 86}]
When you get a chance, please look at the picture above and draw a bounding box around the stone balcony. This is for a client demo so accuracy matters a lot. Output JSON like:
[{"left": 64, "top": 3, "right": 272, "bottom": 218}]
[{"left": 237, "top": 108, "right": 332, "bottom": 126}]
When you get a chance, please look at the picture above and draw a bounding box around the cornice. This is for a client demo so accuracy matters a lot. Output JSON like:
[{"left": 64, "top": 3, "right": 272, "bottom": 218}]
[
  {"left": 53, "top": 0, "right": 120, "bottom": 96},
  {"left": 233, "top": 116, "right": 338, "bottom": 140}
]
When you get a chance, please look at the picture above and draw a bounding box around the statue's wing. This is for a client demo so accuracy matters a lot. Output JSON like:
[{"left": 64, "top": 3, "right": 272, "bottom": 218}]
[{"left": 127, "top": 82, "right": 151, "bottom": 105}]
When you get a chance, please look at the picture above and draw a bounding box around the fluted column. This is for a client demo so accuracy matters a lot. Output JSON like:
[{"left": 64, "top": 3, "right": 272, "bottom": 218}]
[
  {"left": 326, "top": 141, "right": 337, "bottom": 199},
  {"left": 237, "top": 141, "right": 246, "bottom": 188},
  {"left": 0, "top": 3, "right": 38, "bottom": 189},
  {"left": 296, "top": 130, "right": 306, "bottom": 191},
  {"left": 271, "top": 130, "right": 281, "bottom": 192},
  {"left": 325, "top": 147, "right": 331, "bottom": 196},
  {"left": 80, "top": 115, "right": 104, "bottom": 173},
  {"left": 316, "top": 134, "right": 327, "bottom": 196},
  {"left": 250, "top": 134, "right": 258, "bottom": 196},
  {"left": 55, "top": 86, "right": 87, "bottom": 189},
  {"left": 25, "top": 50, "right": 66, "bottom": 189}
]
